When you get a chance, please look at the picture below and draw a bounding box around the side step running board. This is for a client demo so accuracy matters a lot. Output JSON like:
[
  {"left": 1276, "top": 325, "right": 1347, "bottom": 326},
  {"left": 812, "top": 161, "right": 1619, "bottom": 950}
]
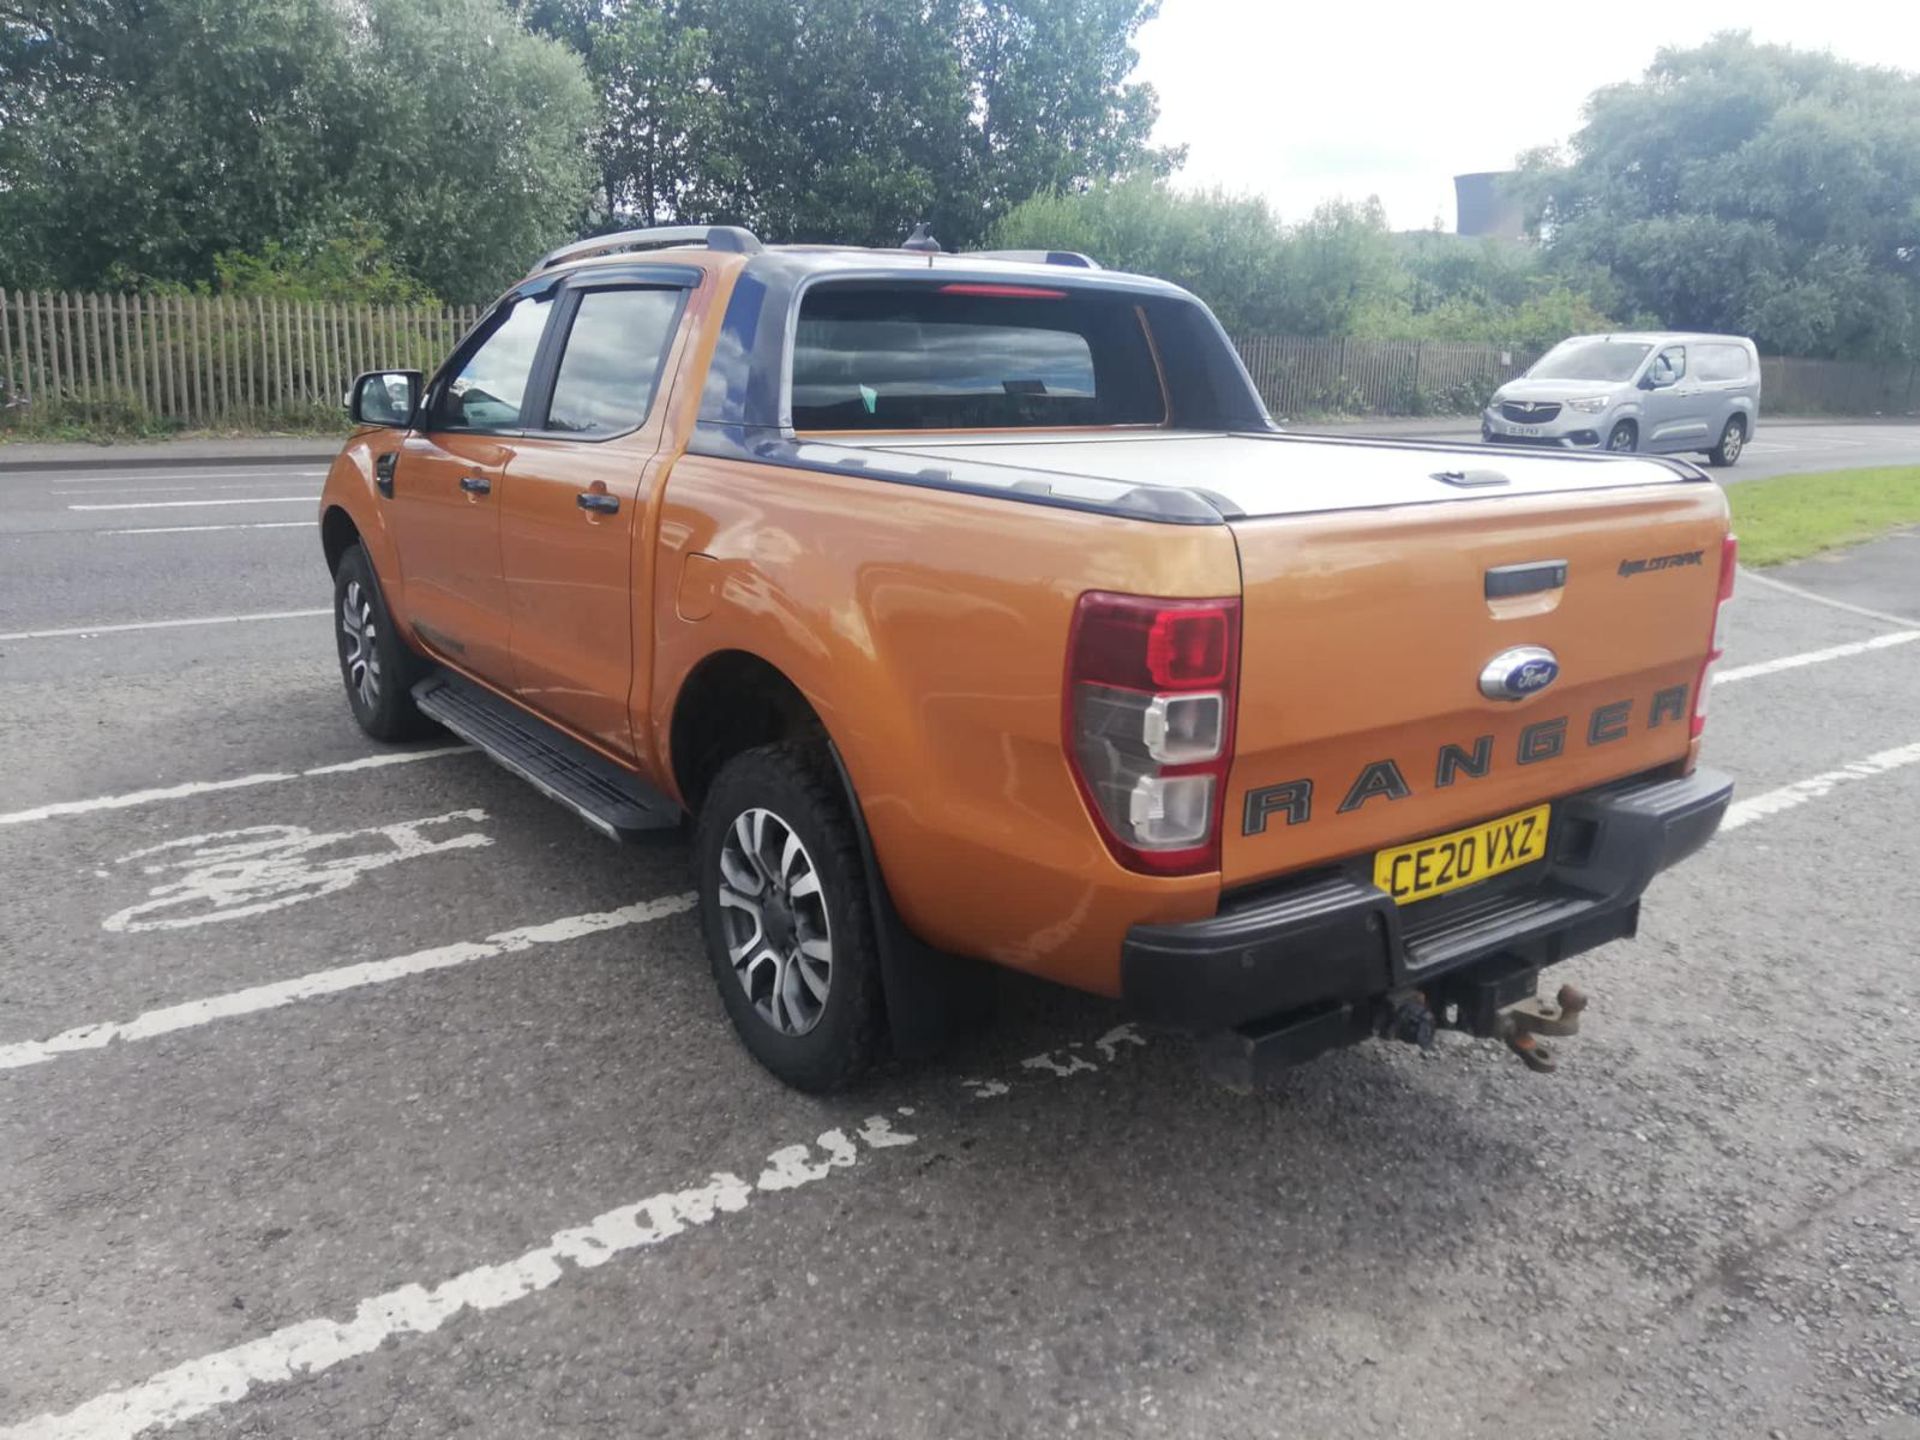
[{"left": 412, "top": 671, "right": 680, "bottom": 841}]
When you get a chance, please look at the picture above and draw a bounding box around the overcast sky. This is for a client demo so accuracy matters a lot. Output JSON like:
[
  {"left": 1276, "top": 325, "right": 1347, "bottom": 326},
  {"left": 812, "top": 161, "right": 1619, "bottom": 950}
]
[{"left": 1131, "top": 1, "right": 1920, "bottom": 231}]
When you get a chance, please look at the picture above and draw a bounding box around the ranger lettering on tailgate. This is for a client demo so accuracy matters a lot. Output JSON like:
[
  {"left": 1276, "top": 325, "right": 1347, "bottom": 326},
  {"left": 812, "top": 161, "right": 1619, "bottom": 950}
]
[{"left": 1242, "top": 684, "right": 1691, "bottom": 834}]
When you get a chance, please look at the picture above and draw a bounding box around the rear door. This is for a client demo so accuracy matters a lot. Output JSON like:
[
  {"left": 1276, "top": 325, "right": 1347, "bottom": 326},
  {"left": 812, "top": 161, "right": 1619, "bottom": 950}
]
[
  {"left": 499, "top": 272, "right": 697, "bottom": 759},
  {"left": 390, "top": 290, "right": 557, "bottom": 683}
]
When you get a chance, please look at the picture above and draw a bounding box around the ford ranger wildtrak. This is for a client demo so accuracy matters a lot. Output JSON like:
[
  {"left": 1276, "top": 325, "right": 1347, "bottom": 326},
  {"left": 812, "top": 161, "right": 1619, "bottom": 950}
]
[{"left": 320, "top": 225, "right": 1735, "bottom": 1091}]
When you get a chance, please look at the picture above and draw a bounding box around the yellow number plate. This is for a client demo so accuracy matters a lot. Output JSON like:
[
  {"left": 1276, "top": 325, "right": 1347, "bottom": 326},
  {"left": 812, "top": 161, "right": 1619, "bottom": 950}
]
[{"left": 1372, "top": 804, "right": 1551, "bottom": 906}]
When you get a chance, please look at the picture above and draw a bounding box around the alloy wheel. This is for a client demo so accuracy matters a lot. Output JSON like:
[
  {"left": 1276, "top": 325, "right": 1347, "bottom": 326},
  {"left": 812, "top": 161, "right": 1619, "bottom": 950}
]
[
  {"left": 716, "top": 807, "right": 833, "bottom": 1036},
  {"left": 340, "top": 580, "right": 381, "bottom": 711}
]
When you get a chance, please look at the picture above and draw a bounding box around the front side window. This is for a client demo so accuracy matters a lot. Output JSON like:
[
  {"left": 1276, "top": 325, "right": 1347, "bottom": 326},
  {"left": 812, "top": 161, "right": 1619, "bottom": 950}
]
[
  {"left": 790, "top": 282, "right": 1166, "bottom": 431},
  {"left": 545, "top": 287, "right": 685, "bottom": 436},
  {"left": 439, "top": 295, "right": 553, "bottom": 431}
]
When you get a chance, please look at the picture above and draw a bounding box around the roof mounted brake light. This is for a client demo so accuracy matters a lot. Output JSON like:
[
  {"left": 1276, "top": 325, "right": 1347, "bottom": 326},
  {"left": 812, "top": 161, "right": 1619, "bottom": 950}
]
[{"left": 937, "top": 283, "right": 1068, "bottom": 300}]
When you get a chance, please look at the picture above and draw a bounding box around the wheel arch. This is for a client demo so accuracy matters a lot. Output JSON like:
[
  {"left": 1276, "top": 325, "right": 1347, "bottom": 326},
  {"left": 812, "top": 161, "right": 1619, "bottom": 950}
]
[
  {"left": 666, "top": 646, "right": 993, "bottom": 1059},
  {"left": 321, "top": 504, "right": 361, "bottom": 575},
  {"left": 667, "top": 648, "right": 832, "bottom": 814}
]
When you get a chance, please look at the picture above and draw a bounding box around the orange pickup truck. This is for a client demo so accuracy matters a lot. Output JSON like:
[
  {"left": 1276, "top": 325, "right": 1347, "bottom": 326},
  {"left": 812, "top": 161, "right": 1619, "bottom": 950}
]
[{"left": 320, "top": 225, "right": 1734, "bottom": 1091}]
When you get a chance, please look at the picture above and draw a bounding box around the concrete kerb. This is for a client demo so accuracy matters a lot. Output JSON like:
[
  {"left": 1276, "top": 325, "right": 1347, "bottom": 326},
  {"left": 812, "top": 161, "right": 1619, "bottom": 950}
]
[{"left": 0, "top": 441, "right": 341, "bottom": 475}]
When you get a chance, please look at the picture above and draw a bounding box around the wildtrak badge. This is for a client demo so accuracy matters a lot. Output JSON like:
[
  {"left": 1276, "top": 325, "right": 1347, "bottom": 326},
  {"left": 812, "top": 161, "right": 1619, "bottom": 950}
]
[
  {"left": 1618, "top": 549, "right": 1704, "bottom": 577},
  {"left": 1241, "top": 683, "right": 1691, "bottom": 835}
]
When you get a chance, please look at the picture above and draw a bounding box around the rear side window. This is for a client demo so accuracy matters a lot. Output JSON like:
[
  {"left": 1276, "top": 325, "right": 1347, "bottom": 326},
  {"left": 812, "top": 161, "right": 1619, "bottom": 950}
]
[
  {"left": 791, "top": 283, "right": 1166, "bottom": 430},
  {"left": 544, "top": 287, "right": 685, "bottom": 436},
  {"left": 1695, "top": 343, "right": 1751, "bottom": 383}
]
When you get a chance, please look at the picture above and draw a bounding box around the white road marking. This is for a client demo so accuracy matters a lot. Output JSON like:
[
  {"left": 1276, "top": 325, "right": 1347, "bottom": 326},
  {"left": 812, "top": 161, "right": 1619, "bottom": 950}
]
[
  {"left": 103, "top": 811, "right": 492, "bottom": 933},
  {"left": 20, "top": 469, "right": 325, "bottom": 485},
  {"left": 0, "top": 746, "right": 468, "bottom": 826},
  {"left": 0, "top": 892, "right": 695, "bottom": 1072},
  {"left": 0, "top": 1115, "right": 916, "bottom": 1440},
  {"left": 102, "top": 521, "right": 311, "bottom": 535},
  {"left": 52, "top": 483, "right": 322, "bottom": 496},
  {"left": 0, "top": 1029, "right": 1151, "bottom": 1440},
  {"left": 0, "top": 608, "right": 328, "bottom": 641},
  {"left": 1740, "top": 567, "right": 1920, "bottom": 628},
  {"left": 1720, "top": 740, "right": 1920, "bottom": 833},
  {"left": 1718, "top": 631, "right": 1920, "bottom": 684},
  {"left": 67, "top": 496, "right": 317, "bottom": 511}
]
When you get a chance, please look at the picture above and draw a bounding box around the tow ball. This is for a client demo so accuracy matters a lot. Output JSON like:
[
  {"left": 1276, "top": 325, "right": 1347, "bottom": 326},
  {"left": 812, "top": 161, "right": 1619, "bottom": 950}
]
[
  {"left": 1491, "top": 985, "right": 1587, "bottom": 1073},
  {"left": 1378, "top": 980, "right": 1589, "bottom": 1074}
]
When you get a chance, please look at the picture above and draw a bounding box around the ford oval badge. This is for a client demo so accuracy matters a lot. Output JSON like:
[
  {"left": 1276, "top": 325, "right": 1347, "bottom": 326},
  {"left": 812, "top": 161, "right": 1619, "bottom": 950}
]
[{"left": 1480, "top": 646, "right": 1560, "bottom": 701}]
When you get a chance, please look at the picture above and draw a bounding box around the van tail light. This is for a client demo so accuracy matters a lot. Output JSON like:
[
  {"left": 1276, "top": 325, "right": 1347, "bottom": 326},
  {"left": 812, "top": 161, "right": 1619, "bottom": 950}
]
[
  {"left": 1064, "top": 593, "right": 1241, "bottom": 876},
  {"left": 1692, "top": 534, "right": 1737, "bottom": 740}
]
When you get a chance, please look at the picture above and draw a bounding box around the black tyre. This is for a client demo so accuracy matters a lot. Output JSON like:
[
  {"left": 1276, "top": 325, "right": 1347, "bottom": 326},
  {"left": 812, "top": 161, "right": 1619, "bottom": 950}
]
[
  {"left": 333, "top": 543, "right": 435, "bottom": 740},
  {"left": 693, "top": 740, "right": 884, "bottom": 1092},
  {"left": 1707, "top": 416, "right": 1746, "bottom": 468},
  {"left": 1605, "top": 420, "right": 1638, "bottom": 453}
]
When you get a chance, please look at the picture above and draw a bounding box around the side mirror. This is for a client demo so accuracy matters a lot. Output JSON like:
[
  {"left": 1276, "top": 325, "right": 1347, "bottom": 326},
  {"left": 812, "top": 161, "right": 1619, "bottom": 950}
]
[
  {"left": 348, "top": 370, "right": 422, "bottom": 428},
  {"left": 1638, "top": 372, "right": 1663, "bottom": 391}
]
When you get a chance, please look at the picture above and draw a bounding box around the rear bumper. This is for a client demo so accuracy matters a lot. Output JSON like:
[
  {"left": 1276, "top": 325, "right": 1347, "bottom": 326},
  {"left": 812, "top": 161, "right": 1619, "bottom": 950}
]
[{"left": 1120, "top": 768, "right": 1732, "bottom": 1033}]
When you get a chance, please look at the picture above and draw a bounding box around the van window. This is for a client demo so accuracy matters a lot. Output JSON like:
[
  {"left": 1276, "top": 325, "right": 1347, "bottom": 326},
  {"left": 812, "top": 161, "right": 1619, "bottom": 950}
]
[
  {"left": 439, "top": 294, "right": 553, "bottom": 431},
  {"left": 1695, "top": 343, "right": 1751, "bottom": 383},
  {"left": 791, "top": 282, "right": 1166, "bottom": 430},
  {"left": 544, "top": 288, "right": 685, "bottom": 436},
  {"left": 1528, "top": 340, "right": 1652, "bottom": 383},
  {"left": 1649, "top": 347, "right": 1686, "bottom": 385}
]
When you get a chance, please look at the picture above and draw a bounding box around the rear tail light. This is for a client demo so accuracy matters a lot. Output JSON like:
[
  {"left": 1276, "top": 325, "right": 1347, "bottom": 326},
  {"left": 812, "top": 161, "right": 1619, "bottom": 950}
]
[
  {"left": 1692, "top": 533, "right": 1737, "bottom": 740},
  {"left": 1064, "top": 593, "right": 1241, "bottom": 875}
]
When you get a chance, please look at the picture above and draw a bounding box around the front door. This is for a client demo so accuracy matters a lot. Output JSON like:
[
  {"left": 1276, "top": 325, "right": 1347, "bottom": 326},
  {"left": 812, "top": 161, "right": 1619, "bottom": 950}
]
[
  {"left": 387, "top": 290, "right": 556, "bottom": 684},
  {"left": 1639, "top": 344, "right": 1710, "bottom": 451},
  {"left": 500, "top": 280, "right": 694, "bottom": 759}
]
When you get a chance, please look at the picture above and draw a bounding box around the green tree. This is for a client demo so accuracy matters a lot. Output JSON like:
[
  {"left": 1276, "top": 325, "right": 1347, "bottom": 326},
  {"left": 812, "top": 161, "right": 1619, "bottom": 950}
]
[
  {"left": 0, "top": 0, "right": 596, "bottom": 301},
  {"left": 1524, "top": 33, "right": 1920, "bottom": 358},
  {"left": 346, "top": 0, "right": 597, "bottom": 300},
  {"left": 518, "top": 0, "right": 1177, "bottom": 247}
]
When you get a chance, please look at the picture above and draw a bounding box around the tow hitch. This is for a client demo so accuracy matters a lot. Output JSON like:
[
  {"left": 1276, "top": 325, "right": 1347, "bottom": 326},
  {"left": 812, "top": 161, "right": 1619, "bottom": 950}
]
[{"left": 1490, "top": 984, "right": 1587, "bottom": 1073}]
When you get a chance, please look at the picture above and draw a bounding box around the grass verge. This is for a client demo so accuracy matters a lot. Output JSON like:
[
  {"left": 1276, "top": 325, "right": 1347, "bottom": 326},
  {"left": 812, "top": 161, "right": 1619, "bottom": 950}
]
[{"left": 1728, "top": 466, "right": 1920, "bottom": 567}]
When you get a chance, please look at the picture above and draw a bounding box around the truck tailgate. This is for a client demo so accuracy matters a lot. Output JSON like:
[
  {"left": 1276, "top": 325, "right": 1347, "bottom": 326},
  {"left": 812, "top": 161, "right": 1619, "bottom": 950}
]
[{"left": 1222, "top": 483, "right": 1729, "bottom": 887}]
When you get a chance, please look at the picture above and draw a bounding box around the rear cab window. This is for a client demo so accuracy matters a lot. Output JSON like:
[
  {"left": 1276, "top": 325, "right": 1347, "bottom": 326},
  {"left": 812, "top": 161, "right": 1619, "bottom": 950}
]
[{"left": 790, "top": 282, "right": 1167, "bottom": 431}]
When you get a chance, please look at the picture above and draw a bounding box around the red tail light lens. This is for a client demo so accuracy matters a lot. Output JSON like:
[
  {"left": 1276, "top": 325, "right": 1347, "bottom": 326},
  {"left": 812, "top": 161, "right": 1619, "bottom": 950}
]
[
  {"left": 1064, "top": 593, "right": 1241, "bottom": 876},
  {"left": 1692, "top": 533, "right": 1737, "bottom": 740}
]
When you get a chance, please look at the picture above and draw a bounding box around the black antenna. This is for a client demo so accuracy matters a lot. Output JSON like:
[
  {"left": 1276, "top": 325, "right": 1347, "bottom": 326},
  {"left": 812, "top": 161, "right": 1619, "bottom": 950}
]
[{"left": 901, "top": 222, "right": 941, "bottom": 254}]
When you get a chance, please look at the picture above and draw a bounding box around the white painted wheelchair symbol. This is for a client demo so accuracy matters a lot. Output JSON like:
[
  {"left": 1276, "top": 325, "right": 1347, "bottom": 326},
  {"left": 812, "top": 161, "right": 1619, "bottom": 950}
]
[{"left": 102, "top": 810, "right": 493, "bottom": 933}]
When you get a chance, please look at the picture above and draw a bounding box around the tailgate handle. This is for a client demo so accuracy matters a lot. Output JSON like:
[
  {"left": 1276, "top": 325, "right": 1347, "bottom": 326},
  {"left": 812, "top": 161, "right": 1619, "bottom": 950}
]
[
  {"left": 1485, "top": 560, "right": 1568, "bottom": 599},
  {"left": 1433, "top": 468, "right": 1509, "bottom": 488}
]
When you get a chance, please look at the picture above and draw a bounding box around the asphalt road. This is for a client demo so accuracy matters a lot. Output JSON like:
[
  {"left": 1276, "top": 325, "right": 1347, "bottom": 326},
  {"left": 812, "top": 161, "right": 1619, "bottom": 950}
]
[
  {"left": 2, "top": 458, "right": 1919, "bottom": 1440},
  {"left": 1295, "top": 418, "right": 1919, "bottom": 483}
]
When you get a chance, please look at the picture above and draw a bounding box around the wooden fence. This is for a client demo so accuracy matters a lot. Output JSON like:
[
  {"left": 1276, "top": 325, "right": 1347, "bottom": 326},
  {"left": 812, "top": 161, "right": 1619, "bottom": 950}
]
[
  {"left": 0, "top": 290, "right": 483, "bottom": 426},
  {"left": 2, "top": 288, "right": 1915, "bottom": 426}
]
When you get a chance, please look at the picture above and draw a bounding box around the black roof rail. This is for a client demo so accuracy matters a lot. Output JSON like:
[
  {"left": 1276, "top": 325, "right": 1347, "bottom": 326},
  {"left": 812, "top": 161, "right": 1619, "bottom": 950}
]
[
  {"left": 535, "top": 225, "right": 763, "bottom": 271},
  {"left": 966, "top": 249, "right": 1101, "bottom": 270}
]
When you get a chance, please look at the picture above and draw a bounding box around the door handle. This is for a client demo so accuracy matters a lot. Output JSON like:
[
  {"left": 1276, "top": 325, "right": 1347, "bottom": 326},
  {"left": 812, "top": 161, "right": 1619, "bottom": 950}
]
[
  {"left": 576, "top": 491, "right": 620, "bottom": 515},
  {"left": 459, "top": 475, "right": 491, "bottom": 495}
]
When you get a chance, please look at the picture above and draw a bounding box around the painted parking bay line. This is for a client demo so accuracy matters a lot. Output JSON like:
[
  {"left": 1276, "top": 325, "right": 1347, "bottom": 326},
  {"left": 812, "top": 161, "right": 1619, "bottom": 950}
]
[
  {"left": 0, "top": 1029, "right": 1146, "bottom": 1440},
  {"left": 1720, "top": 739, "right": 1920, "bottom": 833},
  {"left": 0, "top": 892, "right": 695, "bottom": 1071},
  {"left": 0, "top": 608, "right": 328, "bottom": 642},
  {"left": 1718, "top": 630, "right": 1920, "bottom": 684},
  {"left": 0, "top": 745, "right": 468, "bottom": 827}
]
